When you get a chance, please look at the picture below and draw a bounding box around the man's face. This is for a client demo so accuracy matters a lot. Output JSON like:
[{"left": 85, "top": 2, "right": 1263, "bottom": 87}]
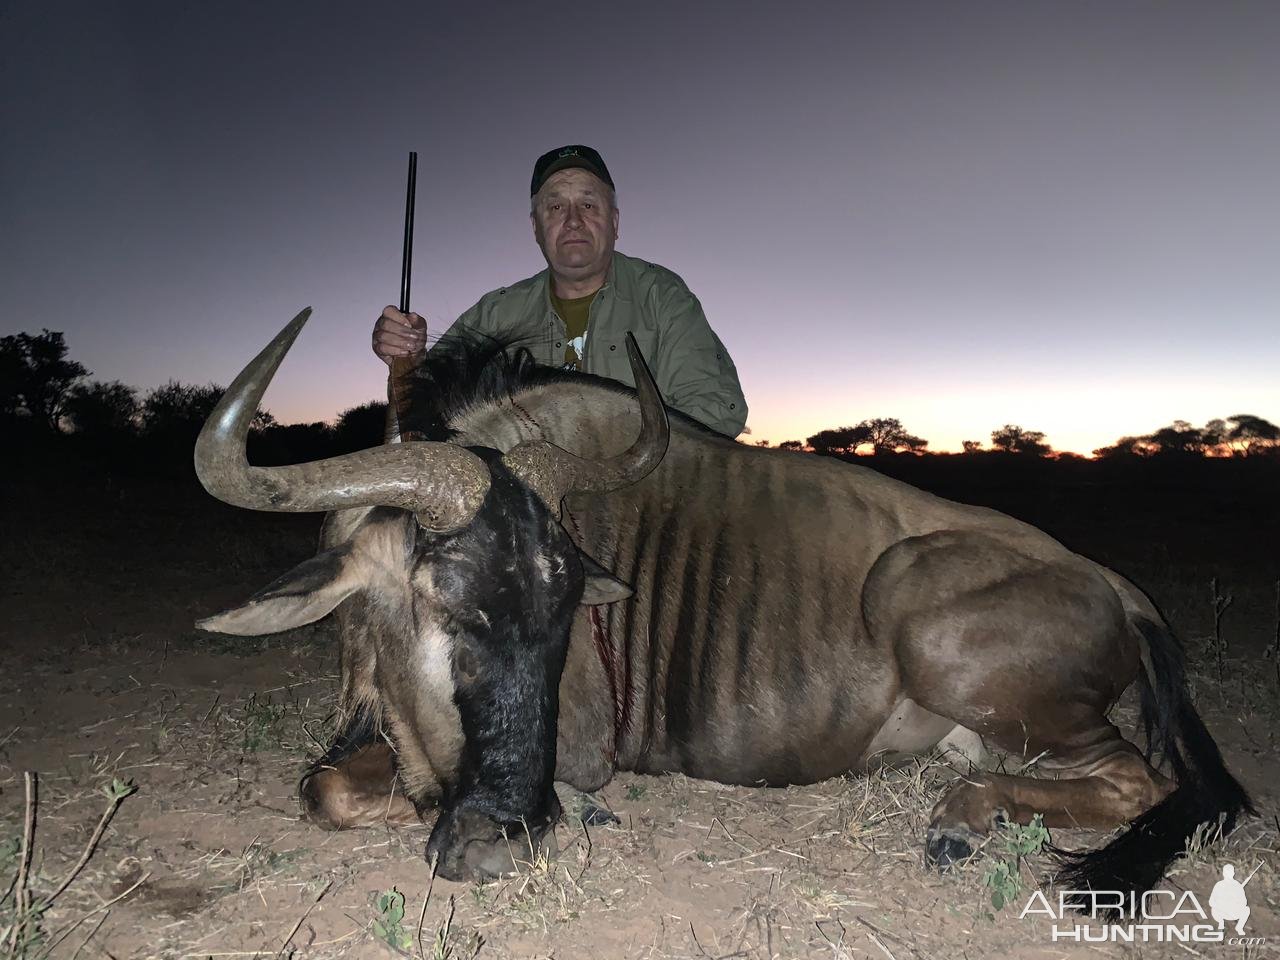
[{"left": 531, "top": 168, "right": 619, "bottom": 283}]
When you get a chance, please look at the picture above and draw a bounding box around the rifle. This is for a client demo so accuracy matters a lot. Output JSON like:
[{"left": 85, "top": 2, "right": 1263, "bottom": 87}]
[{"left": 389, "top": 151, "right": 422, "bottom": 442}]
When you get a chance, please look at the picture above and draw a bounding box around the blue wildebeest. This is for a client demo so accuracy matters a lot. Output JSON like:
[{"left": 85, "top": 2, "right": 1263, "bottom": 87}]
[{"left": 196, "top": 309, "right": 1249, "bottom": 889}]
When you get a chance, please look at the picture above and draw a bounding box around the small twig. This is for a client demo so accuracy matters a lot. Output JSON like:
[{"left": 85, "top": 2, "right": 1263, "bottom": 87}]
[
  {"left": 814, "top": 919, "right": 848, "bottom": 952},
  {"left": 414, "top": 852, "right": 439, "bottom": 960},
  {"left": 41, "top": 782, "right": 135, "bottom": 907},
  {"left": 1208, "top": 577, "right": 1232, "bottom": 688},
  {"left": 687, "top": 921, "right": 747, "bottom": 959},
  {"left": 383, "top": 777, "right": 403, "bottom": 825},
  {"left": 40, "top": 872, "right": 150, "bottom": 959},
  {"left": 689, "top": 921, "right": 710, "bottom": 957},
  {"left": 856, "top": 917, "right": 900, "bottom": 960},
  {"left": 200, "top": 694, "right": 222, "bottom": 726},
  {"left": 437, "top": 897, "right": 458, "bottom": 960},
  {"left": 275, "top": 877, "right": 332, "bottom": 958},
  {"left": 67, "top": 910, "right": 108, "bottom": 960},
  {"left": 301, "top": 716, "right": 333, "bottom": 754},
  {"left": 7, "top": 772, "right": 37, "bottom": 955},
  {"left": 572, "top": 818, "right": 594, "bottom": 886}
]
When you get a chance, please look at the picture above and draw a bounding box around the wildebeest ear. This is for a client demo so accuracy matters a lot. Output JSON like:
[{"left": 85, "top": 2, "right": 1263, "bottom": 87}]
[
  {"left": 197, "top": 545, "right": 361, "bottom": 635},
  {"left": 578, "top": 549, "right": 634, "bottom": 605}
]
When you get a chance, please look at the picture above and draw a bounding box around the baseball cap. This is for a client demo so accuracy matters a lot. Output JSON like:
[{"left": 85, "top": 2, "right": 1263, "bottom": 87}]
[{"left": 530, "top": 145, "right": 615, "bottom": 196}]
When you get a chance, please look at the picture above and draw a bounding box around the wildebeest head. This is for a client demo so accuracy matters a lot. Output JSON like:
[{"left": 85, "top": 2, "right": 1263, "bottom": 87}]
[{"left": 194, "top": 309, "right": 669, "bottom": 880}]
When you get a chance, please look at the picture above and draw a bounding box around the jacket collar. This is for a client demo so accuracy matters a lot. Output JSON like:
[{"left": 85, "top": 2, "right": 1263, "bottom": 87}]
[{"left": 539, "top": 251, "right": 636, "bottom": 307}]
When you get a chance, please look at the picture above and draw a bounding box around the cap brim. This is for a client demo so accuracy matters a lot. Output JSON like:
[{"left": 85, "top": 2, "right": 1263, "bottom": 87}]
[{"left": 533, "top": 159, "right": 612, "bottom": 194}]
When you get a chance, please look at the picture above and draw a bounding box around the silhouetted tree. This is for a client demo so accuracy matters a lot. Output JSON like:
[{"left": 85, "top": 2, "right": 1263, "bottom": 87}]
[
  {"left": 1094, "top": 415, "right": 1280, "bottom": 459},
  {"left": 860, "top": 418, "right": 927, "bottom": 454},
  {"left": 1202, "top": 418, "right": 1229, "bottom": 449},
  {"left": 806, "top": 425, "right": 869, "bottom": 457},
  {"left": 754, "top": 439, "right": 770, "bottom": 447},
  {"left": 807, "top": 419, "right": 927, "bottom": 456},
  {"left": 64, "top": 380, "right": 139, "bottom": 434},
  {"left": 961, "top": 440, "right": 983, "bottom": 454},
  {"left": 141, "top": 381, "right": 222, "bottom": 436},
  {"left": 333, "top": 400, "right": 388, "bottom": 453},
  {"left": 253, "top": 421, "right": 333, "bottom": 464},
  {"left": 141, "top": 381, "right": 271, "bottom": 438},
  {"left": 1223, "top": 413, "right": 1280, "bottom": 456},
  {"left": 1145, "top": 420, "right": 1209, "bottom": 456},
  {"left": 1093, "top": 435, "right": 1157, "bottom": 459},
  {"left": 263, "top": 421, "right": 332, "bottom": 445},
  {"left": 0, "top": 329, "right": 89, "bottom": 430},
  {"left": 778, "top": 440, "right": 804, "bottom": 452},
  {"left": 990, "top": 424, "right": 1050, "bottom": 456}
]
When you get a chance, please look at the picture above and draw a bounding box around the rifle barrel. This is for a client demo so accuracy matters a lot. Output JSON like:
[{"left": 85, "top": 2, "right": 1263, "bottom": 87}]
[
  {"left": 399, "top": 151, "right": 418, "bottom": 313},
  {"left": 391, "top": 151, "right": 422, "bottom": 443}
]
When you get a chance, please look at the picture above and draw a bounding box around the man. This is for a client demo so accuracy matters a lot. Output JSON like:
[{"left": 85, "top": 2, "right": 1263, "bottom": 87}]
[{"left": 372, "top": 145, "right": 748, "bottom": 437}]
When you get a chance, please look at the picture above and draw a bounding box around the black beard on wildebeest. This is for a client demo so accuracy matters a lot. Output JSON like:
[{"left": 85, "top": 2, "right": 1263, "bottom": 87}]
[{"left": 196, "top": 308, "right": 1251, "bottom": 899}]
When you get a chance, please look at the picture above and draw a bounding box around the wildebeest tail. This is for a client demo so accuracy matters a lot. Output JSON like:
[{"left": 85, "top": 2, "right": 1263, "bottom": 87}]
[{"left": 1053, "top": 617, "right": 1253, "bottom": 898}]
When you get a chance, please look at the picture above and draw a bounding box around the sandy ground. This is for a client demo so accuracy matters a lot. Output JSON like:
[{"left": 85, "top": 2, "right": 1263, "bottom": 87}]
[{"left": 2, "top": 464, "right": 1277, "bottom": 959}]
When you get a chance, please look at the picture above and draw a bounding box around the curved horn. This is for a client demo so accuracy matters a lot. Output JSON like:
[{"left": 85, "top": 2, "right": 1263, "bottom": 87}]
[
  {"left": 502, "top": 332, "right": 669, "bottom": 510},
  {"left": 195, "top": 309, "right": 490, "bottom": 533}
]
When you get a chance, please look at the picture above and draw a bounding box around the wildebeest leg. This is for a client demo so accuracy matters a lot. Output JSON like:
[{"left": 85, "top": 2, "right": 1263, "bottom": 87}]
[
  {"left": 865, "top": 531, "right": 1174, "bottom": 866},
  {"left": 925, "top": 740, "right": 1172, "bottom": 866},
  {"left": 301, "top": 596, "right": 423, "bottom": 829},
  {"left": 301, "top": 740, "right": 421, "bottom": 829},
  {"left": 306, "top": 679, "right": 460, "bottom": 830}
]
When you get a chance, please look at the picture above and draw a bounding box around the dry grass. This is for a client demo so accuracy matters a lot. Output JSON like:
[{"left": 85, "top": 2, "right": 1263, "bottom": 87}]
[
  {"left": 1, "top": 631, "right": 1277, "bottom": 960},
  {"left": 1, "top": 583, "right": 1278, "bottom": 958}
]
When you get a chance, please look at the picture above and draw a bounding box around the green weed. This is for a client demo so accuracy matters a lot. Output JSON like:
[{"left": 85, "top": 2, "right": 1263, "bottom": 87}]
[
  {"left": 238, "top": 693, "right": 289, "bottom": 753},
  {"left": 981, "top": 814, "right": 1049, "bottom": 910},
  {"left": 372, "top": 887, "right": 412, "bottom": 953}
]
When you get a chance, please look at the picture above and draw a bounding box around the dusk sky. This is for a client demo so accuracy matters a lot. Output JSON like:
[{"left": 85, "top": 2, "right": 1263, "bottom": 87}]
[{"left": 3, "top": 1, "right": 1276, "bottom": 453}]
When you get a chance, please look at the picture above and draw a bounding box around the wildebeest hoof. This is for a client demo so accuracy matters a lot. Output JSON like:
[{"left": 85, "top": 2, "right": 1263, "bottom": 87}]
[
  {"left": 580, "top": 803, "right": 620, "bottom": 827},
  {"left": 925, "top": 825, "right": 977, "bottom": 870},
  {"left": 298, "top": 744, "right": 420, "bottom": 830},
  {"left": 427, "top": 806, "right": 559, "bottom": 883},
  {"left": 554, "top": 783, "right": 620, "bottom": 826},
  {"left": 462, "top": 828, "right": 560, "bottom": 881}
]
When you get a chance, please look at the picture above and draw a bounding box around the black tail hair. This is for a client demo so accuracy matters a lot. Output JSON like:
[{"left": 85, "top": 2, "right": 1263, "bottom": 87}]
[{"left": 1053, "top": 618, "right": 1253, "bottom": 898}]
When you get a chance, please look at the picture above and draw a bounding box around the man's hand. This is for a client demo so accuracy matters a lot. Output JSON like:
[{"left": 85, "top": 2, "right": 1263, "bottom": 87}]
[{"left": 372, "top": 306, "right": 427, "bottom": 365}]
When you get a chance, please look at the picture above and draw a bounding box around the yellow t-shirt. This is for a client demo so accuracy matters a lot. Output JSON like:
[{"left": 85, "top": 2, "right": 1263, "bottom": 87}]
[{"left": 549, "top": 289, "right": 597, "bottom": 369}]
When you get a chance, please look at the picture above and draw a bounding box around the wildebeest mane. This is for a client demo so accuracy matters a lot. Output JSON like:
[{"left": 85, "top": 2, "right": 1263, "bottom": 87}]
[{"left": 401, "top": 326, "right": 692, "bottom": 443}]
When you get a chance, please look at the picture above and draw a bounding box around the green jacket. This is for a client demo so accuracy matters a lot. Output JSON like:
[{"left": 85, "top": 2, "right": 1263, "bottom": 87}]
[{"left": 439, "top": 251, "right": 748, "bottom": 437}]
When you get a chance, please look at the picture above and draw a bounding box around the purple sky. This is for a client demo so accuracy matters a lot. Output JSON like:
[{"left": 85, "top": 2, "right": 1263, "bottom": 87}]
[{"left": 3, "top": 1, "right": 1277, "bottom": 453}]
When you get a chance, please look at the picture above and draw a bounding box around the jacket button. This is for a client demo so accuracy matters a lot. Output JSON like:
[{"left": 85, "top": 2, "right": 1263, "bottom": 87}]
[
  {"left": 556, "top": 341, "right": 562, "bottom": 348},
  {"left": 609, "top": 344, "right": 616, "bottom": 351},
  {"left": 729, "top": 403, "right": 736, "bottom": 409}
]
